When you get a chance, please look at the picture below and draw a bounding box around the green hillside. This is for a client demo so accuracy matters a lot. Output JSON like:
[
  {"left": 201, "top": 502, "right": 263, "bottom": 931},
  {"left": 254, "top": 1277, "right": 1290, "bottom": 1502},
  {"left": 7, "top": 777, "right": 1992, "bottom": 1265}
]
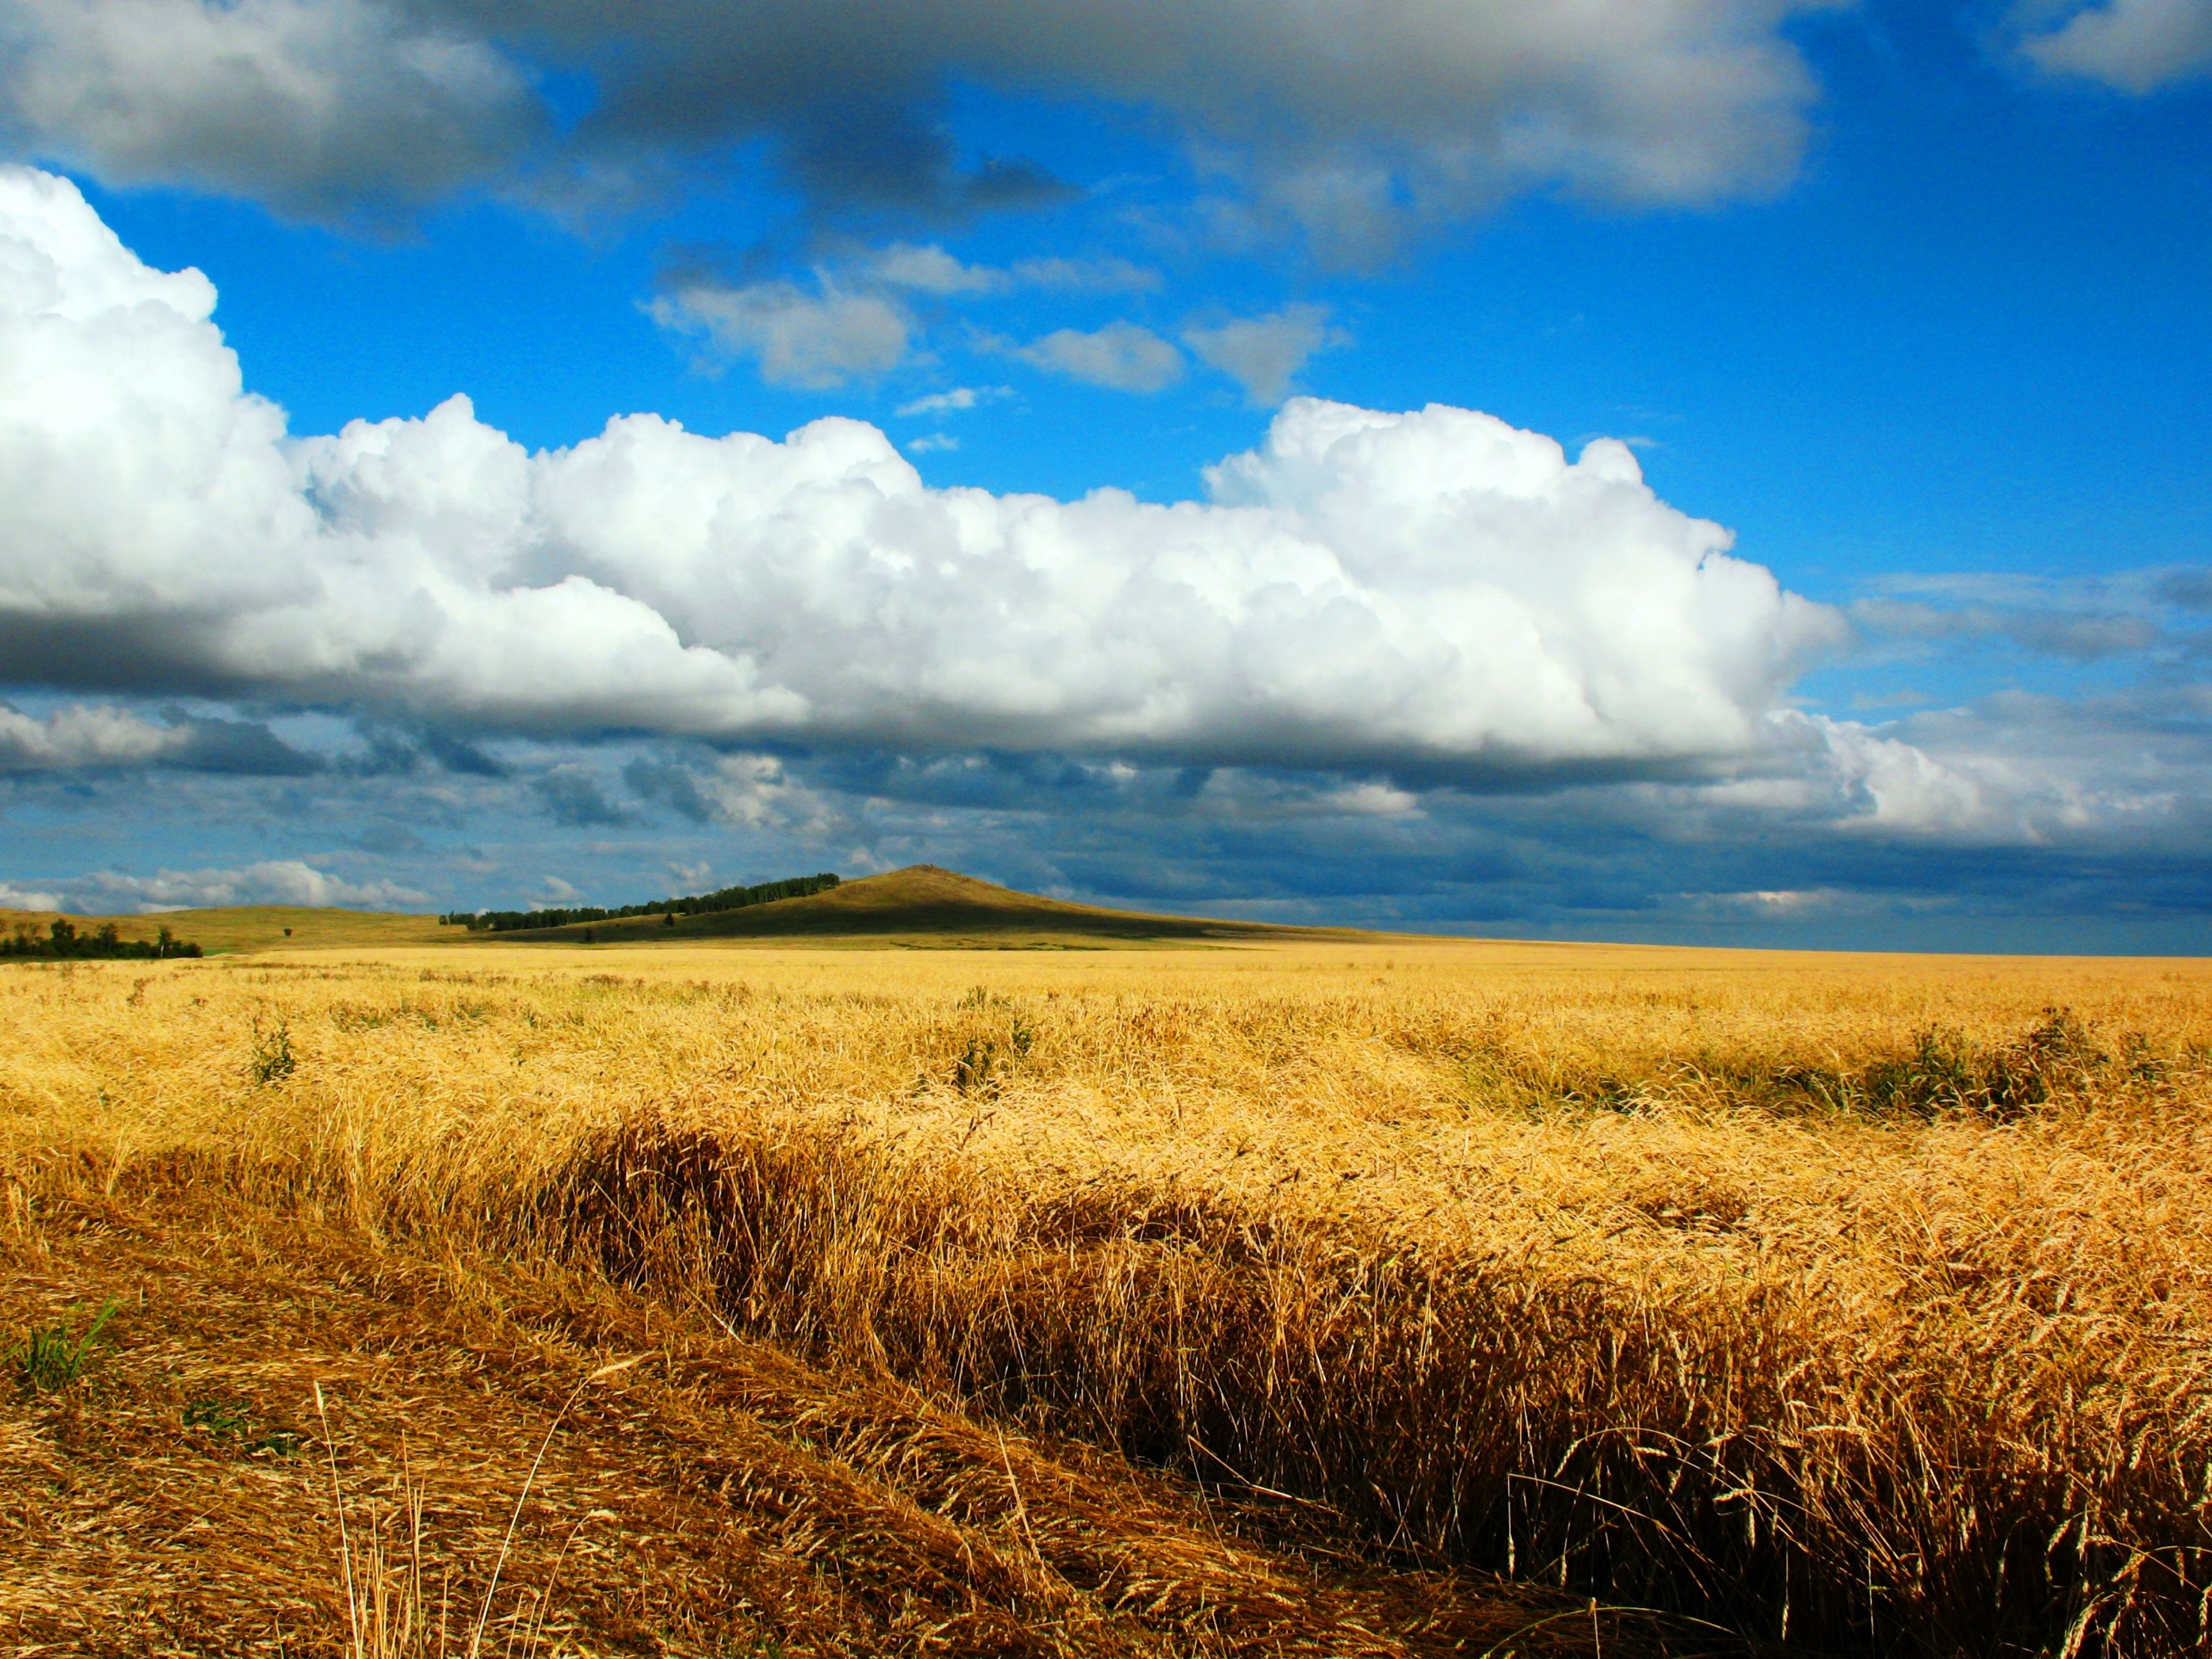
[
  {"left": 471, "top": 865, "right": 1351, "bottom": 949},
  {"left": 0, "top": 906, "right": 446, "bottom": 955},
  {"left": 0, "top": 868, "right": 1361, "bottom": 956}
]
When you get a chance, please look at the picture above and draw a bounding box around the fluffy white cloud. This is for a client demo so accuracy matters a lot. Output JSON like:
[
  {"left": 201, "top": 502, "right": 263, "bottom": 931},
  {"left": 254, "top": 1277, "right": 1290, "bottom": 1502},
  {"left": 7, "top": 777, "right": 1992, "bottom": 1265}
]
[
  {"left": 649, "top": 275, "right": 911, "bottom": 387},
  {"left": 0, "top": 703, "right": 187, "bottom": 770},
  {"left": 697, "top": 754, "right": 838, "bottom": 833},
  {"left": 867, "top": 242, "right": 1003, "bottom": 296},
  {"left": 1182, "top": 304, "right": 1349, "bottom": 405},
  {"left": 0, "top": 701, "right": 313, "bottom": 773},
  {"left": 895, "top": 385, "right": 1013, "bottom": 418},
  {"left": 865, "top": 243, "right": 1162, "bottom": 298},
  {"left": 657, "top": 242, "right": 1175, "bottom": 390},
  {"left": 2014, "top": 0, "right": 2212, "bottom": 92},
  {"left": 1644, "top": 701, "right": 2199, "bottom": 846},
  {"left": 623, "top": 752, "right": 840, "bottom": 833},
  {"left": 1191, "top": 769, "right": 1425, "bottom": 820},
  {"left": 2, "top": 165, "right": 1859, "bottom": 787},
  {"left": 1806, "top": 716, "right": 2024, "bottom": 836},
  {"left": 1011, "top": 321, "right": 1186, "bottom": 391},
  {"left": 0, "top": 857, "right": 431, "bottom": 914},
  {"left": 70, "top": 858, "right": 427, "bottom": 911}
]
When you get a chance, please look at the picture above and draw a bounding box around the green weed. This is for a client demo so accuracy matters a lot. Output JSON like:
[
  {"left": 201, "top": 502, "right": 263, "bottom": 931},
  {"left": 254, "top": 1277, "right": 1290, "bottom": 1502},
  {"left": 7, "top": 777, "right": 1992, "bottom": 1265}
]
[
  {"left": 249, "top": 1016, "right": 296, "bottom": 1084},
  {"left": 11, "top": 1298, "right": 118, "bottom": 1395},
  {"left": 185, "top": 1394, "right": 303, "bottom": 1455}
]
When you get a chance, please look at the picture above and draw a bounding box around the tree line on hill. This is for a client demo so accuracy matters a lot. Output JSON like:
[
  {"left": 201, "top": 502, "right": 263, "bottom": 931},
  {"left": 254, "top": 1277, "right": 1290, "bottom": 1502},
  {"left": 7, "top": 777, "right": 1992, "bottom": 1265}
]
[
  {"left": 440, "top": 872, "right": 841, "bottom": 933},
  {"left": 3, "top": 919, "right": 204, "bottom": 959}
]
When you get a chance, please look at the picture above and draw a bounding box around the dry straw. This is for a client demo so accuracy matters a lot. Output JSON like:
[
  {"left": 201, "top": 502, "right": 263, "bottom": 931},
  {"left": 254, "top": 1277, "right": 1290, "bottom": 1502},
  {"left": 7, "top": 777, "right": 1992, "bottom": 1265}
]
[{"left": 6, "top": 941, "right": 2210, "bottom": 1654}]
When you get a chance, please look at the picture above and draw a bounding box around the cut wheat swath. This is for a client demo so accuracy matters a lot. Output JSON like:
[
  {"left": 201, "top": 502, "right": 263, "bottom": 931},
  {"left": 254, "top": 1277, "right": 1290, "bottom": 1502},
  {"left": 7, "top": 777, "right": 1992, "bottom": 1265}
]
[{"left": 311, "top": 1359, "right": 649, "bottom": 1659}]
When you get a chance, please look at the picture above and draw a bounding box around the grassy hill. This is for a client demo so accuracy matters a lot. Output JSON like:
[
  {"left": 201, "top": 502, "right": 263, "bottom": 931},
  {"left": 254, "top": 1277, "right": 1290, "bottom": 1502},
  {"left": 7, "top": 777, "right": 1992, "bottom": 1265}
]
[
  {"left": 0, "top": 905, "right": 446, "bottom": 954},
  {"left": 473, "top": 865, "right": 1356, "bottom": 950},
  {"left": 0, "top": 868, "right": 1358, "bottom": 957}
]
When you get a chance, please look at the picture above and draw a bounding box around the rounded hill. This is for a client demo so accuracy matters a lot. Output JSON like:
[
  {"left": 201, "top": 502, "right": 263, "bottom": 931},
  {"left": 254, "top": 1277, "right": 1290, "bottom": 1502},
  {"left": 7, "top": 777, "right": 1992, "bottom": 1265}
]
[{"left": 481, "top": 865, "right": 1352, "bottom": 948}]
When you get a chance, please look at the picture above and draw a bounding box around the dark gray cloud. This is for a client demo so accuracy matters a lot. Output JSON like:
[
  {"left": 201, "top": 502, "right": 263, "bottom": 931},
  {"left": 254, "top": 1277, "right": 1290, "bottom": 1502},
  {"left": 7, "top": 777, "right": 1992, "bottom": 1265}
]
[
  {"left": 4, "top": 721, "right": 2207, "bottom": 950},
  {"left": 1850, "top": 596, "right": 2162, "bottom": 660},
  {"left": 419, "top": 729, "right": 511, "bottom": 779},
  {"left": 0, "top": 0, "right": 542, "bottom": 222},
  {"left": 355, "top": 821, "right": 429, "bottom": 855},
  {"left": 2158, "top": 567, "right": 2212, "bottom": 612},
  {"left": 624, "top": 756, "right": 715, "bottom": 823},
  {"left": 163, "top": 710, "right": 324, "bottom": 776},
  {"left": 1848, "top": 568, "right": 2212, "bottom": 664},
  {"left": 530, "top": 764, "right": 632, "bottom": 827},
  {"left": 775, "top": 101, "right": 1070, "bottom": 220},
  {"left": 0, "top": 0, "right": 1834, "bottom": 238}
]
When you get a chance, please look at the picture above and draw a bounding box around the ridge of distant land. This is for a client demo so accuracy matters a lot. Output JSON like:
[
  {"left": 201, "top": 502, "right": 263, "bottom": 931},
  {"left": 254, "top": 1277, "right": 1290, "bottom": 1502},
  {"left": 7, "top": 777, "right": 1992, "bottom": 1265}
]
[
  {"left": 444, "top": 871, "right": 842, "bottom": 932},
  {"left": 0, "top": 868, "right": 1367, "bottom": 954},
  {"left": 472, "top": 865, "right": 1363, "bottom": 949}
]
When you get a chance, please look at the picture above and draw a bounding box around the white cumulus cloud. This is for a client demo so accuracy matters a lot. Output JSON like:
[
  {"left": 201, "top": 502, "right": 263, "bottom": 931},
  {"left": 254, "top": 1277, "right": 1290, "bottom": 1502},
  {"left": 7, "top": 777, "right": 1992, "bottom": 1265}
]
[
  {"left": 2013, "top": 0, "right": 2212, "bottom": 92},
  {"left": 1182, "top": 304, "right": 1349, "bottom": 405},
  {"left": 895, "top": 385, "right": 1013, "bottom": 418},
  {"left": 865, "top": 243, "right": 1162, "bottom": 298},
  {"left": 1011, "top": 321, "right": 1186, "bottom": 392},
  {"left": 0, "top": 703, "right": 189, "bottom": 770},
  {"left": 650, "top": 275, "right": 911, "bottom": 388},
  {"left": 75, "top": 859, "right": 425, "bottom": 911},
  {"left": 867, "top": 242, "right": 1003, "bottom": 295},
  {"left": 0, "top": 164, "right": 1863, "bottom": 788}
]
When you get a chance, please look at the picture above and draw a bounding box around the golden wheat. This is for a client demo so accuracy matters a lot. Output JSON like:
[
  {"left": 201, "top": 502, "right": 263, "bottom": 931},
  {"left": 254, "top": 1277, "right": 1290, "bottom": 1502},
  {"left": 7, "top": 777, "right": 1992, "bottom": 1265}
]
[{"left": 6, "top": 940, "right": 2209, "bottom": 1655}]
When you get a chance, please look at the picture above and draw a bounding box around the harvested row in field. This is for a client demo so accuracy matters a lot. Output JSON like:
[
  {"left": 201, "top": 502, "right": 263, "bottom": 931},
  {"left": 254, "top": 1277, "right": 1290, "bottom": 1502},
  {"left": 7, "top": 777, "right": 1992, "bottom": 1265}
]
[{"left": 1, "top": 1178, "right": 1616, "bottom": 1657}]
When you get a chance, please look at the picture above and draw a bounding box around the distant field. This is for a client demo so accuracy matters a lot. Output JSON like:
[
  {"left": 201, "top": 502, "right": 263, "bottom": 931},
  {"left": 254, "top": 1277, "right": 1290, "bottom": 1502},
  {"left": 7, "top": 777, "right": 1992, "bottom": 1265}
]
[
  {"left": 0, "top": 904, "right": 450, "bottom": 954},
  {"left": 5, "top": 938, "right": 2209, "bottom": 1656}
]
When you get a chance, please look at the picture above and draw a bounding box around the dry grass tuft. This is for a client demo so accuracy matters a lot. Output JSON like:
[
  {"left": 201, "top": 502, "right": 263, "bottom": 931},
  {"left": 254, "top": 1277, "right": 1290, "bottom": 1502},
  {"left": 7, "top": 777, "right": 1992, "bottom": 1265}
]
[{"left": 5, "top": 939, "right": 2210, "bottom": 1655}]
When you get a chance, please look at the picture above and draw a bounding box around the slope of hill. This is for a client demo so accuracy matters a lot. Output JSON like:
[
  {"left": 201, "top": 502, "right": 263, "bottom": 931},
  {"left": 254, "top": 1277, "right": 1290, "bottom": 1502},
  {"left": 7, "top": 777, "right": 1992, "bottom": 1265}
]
[
  {"left": 478, "top": 865, "right": 1352, "bottom": 948},
  {"left": 0, "top": 905, "right": 446, "bottom": 954}
]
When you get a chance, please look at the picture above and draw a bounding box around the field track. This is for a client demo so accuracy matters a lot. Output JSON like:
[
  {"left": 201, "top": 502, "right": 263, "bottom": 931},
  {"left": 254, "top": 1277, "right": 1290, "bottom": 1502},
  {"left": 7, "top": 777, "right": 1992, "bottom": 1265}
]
[{"left": 3, "top": 1178, "right": 1635, "bottom": 1658}]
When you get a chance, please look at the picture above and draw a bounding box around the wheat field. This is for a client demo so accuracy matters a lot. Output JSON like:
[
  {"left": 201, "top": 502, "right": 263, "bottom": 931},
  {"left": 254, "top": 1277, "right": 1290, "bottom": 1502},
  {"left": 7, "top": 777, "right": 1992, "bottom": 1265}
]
[{"left": 5, "top": 939, "right": 2210, "bottom": 1656}]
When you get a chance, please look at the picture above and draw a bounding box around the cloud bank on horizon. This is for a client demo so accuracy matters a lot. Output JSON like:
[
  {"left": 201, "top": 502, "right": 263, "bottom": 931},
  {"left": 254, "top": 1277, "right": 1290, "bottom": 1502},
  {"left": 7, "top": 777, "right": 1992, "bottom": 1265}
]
[{"left": 0, "top": 161, "right": 2195, "bottom": 879}]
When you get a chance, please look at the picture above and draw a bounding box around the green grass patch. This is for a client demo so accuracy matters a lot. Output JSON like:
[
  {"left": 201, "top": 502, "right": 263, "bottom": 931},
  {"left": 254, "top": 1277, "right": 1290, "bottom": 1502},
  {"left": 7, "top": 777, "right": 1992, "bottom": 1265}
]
[{"left": 11, "top": 1298, "right": 118, "bottom": 1395}]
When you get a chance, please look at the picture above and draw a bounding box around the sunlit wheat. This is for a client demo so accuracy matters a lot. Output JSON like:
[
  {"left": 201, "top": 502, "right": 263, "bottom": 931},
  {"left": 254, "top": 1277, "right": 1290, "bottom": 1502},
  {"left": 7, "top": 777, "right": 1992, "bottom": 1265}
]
[{"left": 4, "top": 940, "right": 2208, "bottom": 1653}]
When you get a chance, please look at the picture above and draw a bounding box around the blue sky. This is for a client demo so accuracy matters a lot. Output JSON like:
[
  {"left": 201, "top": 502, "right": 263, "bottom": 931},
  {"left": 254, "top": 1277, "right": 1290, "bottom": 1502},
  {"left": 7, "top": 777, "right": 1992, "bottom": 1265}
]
[{"left": 0, "top": 0, "right": 2208, "bottom": 949}]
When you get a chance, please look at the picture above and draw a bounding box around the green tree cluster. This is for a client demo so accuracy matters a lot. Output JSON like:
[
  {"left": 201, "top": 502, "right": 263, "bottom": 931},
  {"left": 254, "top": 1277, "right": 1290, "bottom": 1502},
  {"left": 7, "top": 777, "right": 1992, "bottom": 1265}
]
[
  {"left": 2, "top": 919, "right": 202, "bottom": 959},
  {"left": 440, "top": 872, "right": 839, "bottom": 934}
]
